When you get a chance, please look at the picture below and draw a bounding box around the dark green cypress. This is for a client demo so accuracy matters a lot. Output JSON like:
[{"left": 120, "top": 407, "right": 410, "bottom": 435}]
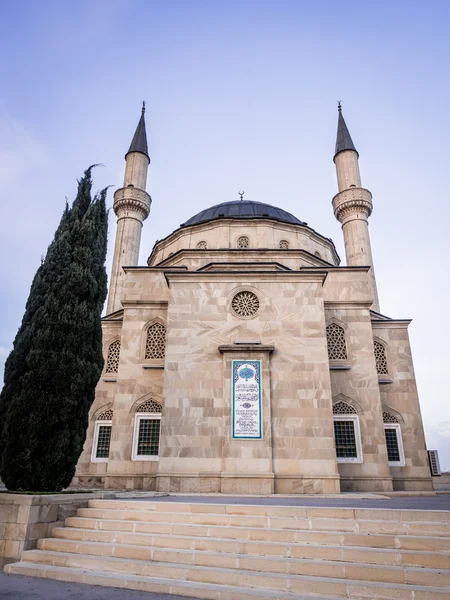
[{"left": 0, "top": 167, "right": 108, "bottom": 491}]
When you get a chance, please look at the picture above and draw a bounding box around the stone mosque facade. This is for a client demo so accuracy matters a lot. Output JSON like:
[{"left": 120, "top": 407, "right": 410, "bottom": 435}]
[{"left": 73, "top": 105, "right": 432, "bottom": 494}]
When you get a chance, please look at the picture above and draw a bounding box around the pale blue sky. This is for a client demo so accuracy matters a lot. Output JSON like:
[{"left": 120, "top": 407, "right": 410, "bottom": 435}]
[{"left": 1, "top": 1, "right": 449, "bottom": 468}]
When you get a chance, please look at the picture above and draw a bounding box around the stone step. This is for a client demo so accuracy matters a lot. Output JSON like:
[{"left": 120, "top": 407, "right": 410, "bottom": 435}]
[
  {"left": 88, "top": 500, "right": 450, "bottom": 524},
  {"left": 36, "top": 537, "right": 450, "bottom": 585},
  {"left": 64, "top": 516, "right": 450, "bottom": 551},
  {"left": 7, "top": 551, "right": 450, "bottom": 599},
  {"left": 52, "top": 526, "right": 450, "bottom": 569},
  {"left": 74, "top": 507, "right": 450, "bottom": 537},
  {"left": 0, "top": 561, "right": 402, "bottom": 600}
]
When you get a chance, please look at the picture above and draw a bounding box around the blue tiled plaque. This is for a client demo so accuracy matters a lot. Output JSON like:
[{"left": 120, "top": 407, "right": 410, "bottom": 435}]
[{"left": 232, "top": 360, "right": 262, "bottom": 439}]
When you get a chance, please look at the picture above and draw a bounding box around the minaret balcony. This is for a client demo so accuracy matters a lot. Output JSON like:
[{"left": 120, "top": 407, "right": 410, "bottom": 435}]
[
  {"left": 332, "top": 187, "right": 373, "bottom": 224},
  {"left": 113, "top": 186, "right": 151, "bottom": 221}
]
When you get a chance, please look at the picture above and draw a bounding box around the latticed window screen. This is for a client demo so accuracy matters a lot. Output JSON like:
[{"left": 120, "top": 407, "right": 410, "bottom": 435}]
[
  {"left": 374, "top": 340, "right": 388, "bottom": 375},
  {"left": 237, "top": 236, "right": 249, "bottom": 248},
  {"left": 385, "top": 428, "right": 401, "bottom": 462},
  {"left": 279, "top": 239, "right": 289, "bottom": 249},
  {"left": 332, "top": 401, "right": 356, "bottom": 415},
  {"left": 383, "top": 411, "right": 398, "bottom": 424},
  {"left": 136, "top": 400, "right": 162, "bottom": 413},
  {"left": 334, "top": 421, "right": 357, "bottom": 458},
  {"left": 196, "top": 241, "right": 207, "bottom": 249},
  {"left": 98, "top": 409, "right": 113, "bottom": 420},
  {"left": 137, "top": 419, "right": 161, "bottom": 456},
  {"left": 95, "top": 425, "right": 112, "bottom": 458},
  {"left": 326, "top": 323, "right": 347, "bottom": 360},
  {"left": 105, "top": 340, "right": 120, "bottom": 373},
  {"left": 145, "top": 323, "right": 166, "bottom": 360}
]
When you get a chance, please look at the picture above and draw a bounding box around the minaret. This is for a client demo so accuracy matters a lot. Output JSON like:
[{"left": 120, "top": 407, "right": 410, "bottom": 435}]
[
  {"left": 332, "top": 103, "right": 380, "bottom": 312},
  {"left": 106, "top": 103, "right": 151, "bottom": 314}
]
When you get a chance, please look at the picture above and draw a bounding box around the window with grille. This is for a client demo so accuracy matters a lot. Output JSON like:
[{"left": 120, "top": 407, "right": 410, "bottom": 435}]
[
  {"left": 384, "top": 428, "right": 400, "bottom": 462},
  {"left": 237, "top": 236, "right": 249, "bottom": 248},
  {"left": 334, "top": 421, "right": 357, "bottom": 458},
  {"left": 132, "top": 400, "right": 162, "bottom": 460},
  {"left": 332, "top": 404, "right": 362, "bottom": 463},
  {"left": 383, "top": 422, "right": 405, "bottom": 466},
  {"left": 374, "top": 340, "right": 388, "bottom": 375},
  {"left": 91, "top": 418, "right": 112, "bottom": 463},
  {"left": 105, "top": 340, "right": 120, "bottom": 373},
  {"left": 326, "top": 323, "right": 347, "bottom": 361},
  {"left": 145, "top": 323, "right": 166, "bottom": 360},
  {"left": 137, "top": 419, "right": 160, "bottom": 455},
  {"left": 279, "top": 239, "right": 289, "bottom": 249}
]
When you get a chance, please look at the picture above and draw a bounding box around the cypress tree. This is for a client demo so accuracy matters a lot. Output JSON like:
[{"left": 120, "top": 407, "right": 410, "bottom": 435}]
[{"left": 0, "top": 167, "right": 108, "bottom": 491}]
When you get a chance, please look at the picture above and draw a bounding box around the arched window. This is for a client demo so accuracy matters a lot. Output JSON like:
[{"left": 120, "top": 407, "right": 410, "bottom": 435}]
[
  {"left": 383, "top": 410, "right": 405, "bottom": 466},
  {"left": 374, "top": 340, "right": 388, "bottom": 375},
  {"left": 105, "top": 340, "right": 120, "bottom": 373},
  {"left": 332, "top": 401, "right": 362, "bottom": 463},
  {"left": 91, "top": 409, "right": 113, "bottom": 463},
  {"left": 237, "top": 236, "right": 249, "bottom": 249},
  {"left": 132, "top": 399, "right": 162, "bottom": 460},
  {"left": 326, "top": 323, "right": 347, "bottom": 361},
  {"left": 145, "top": 323, "right": 166, "bottom": 360}
]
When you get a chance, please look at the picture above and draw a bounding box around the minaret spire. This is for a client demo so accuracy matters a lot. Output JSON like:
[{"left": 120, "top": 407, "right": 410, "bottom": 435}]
[
  {"left": 334, "top": 102, "right": 358, "bottom": 159},
  {"left": 332, "top": 104, "right": 380, "bottom": 312},
  {"left": 126, "top": 101, "right": 149, "bottom": 160},
  {"left": 106, "top": 104, "right": 152, "bottom": 314}
]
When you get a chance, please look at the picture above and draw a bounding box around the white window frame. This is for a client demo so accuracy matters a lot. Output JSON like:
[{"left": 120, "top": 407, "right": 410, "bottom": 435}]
[
  {"left": 132, "top": 413, "right": 161, "bottom": 461},
  {"left": 91, "top": 420, "right": 112, "bottom": 463},
  {"left": 333, "top": 415, "right": 363, "bottom": 464},
  {"left": 384, "top": 423, "right": 405, "bottom": 467}
]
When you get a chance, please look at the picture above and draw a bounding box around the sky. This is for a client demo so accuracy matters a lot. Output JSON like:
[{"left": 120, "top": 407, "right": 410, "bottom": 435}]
[{"left": 1, "top": 0, "right": 449, "bottom": 469}]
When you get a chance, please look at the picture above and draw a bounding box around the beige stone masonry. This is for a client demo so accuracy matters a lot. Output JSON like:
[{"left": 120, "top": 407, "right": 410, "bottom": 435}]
[
  {"left": 5, "top": 499, "right": 450, "bottom": 598},
  {"left": 0, "top": 492, "right": 114, "bottom": 565}
]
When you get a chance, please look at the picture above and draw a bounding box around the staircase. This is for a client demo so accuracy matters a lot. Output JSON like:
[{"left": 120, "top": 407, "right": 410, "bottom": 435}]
[{"left": 5, "top": 499, "right": 450, "bottom": 599}]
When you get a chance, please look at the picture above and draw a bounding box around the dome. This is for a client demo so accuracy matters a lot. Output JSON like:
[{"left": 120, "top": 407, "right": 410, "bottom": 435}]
[{"left": 181, "top": 200, "right": 306, "bottom": 228}]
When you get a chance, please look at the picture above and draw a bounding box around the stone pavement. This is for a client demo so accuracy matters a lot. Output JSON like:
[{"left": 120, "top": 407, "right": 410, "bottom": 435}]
[
  {"left": 128, "top": 493, "right": 450, "bottom": 511},
  {"left": 0, "top": 571, "right": 190, "bottom": 600}
]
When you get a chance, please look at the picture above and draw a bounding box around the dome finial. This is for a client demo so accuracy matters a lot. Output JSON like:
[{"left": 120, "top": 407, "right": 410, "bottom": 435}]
[
  {"left": 142, "top": 100, "right": 146, "bottom": 114},
  {"left": 337, "top": 100, "right": 342, "bottom": 113},
  {"left": 238, "top": 190, "right": 245, "bottom": 201}
]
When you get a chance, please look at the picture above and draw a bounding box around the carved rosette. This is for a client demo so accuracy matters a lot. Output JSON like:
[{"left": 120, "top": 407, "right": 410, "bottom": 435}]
[
  {"left": 332, "top": 187, "right": 373, "bottom": 225},
  {"left": 113, "top": 187, "right": 151, "bottom": 221}
]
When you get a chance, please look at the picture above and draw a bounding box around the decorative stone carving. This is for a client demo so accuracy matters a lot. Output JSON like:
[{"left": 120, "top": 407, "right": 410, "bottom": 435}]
[
  {"left": 279, "top": 239, "right": 289, "bottom": 249},
  {"left": 333, "top": 401, "right": 357, "bottom": 415},
  {"left": 97, "top": 409, "right": 113, "bottom": 420},
  {"left": 113, "top": 187, "right": 151, "bottom": 221},
  {"left": 332, "top": 187, "right": 373, "bottom": 225},
  {"left": 374, "top": 340, "right": 388, "bottom": 375},
  {"left": 383, "top": 411, "right": 398, "bottom": 423},
  {"left": 231, "top": 291, "right": 260, "bottom": 318},
  {"left": 145, "top": 323, "right": 166, "bottom": 360},
  {"left": 326, "top": 323, "right": 347, "bottom": 360},
  {"left": 136, "top": 400, "right": 162, "bottom": 413},
  {"left": 196, "top": 241, "right": 207, "bottom": 249},
  {"left": 105, "top": 340, "right": 120, "bottom": 373},
  {"left": 237, "top": 235, "right": 250, "bottom": 248}
]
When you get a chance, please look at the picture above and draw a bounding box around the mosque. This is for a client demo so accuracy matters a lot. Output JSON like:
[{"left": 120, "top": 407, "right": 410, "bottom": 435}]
[{"left": 73, "top": 105, "right": 432, "bottom": 494}]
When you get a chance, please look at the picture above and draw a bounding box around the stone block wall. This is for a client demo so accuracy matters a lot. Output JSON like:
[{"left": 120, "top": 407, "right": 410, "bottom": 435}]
[{"left": 0, "top": 492, "right": 114, "bottom": 565}]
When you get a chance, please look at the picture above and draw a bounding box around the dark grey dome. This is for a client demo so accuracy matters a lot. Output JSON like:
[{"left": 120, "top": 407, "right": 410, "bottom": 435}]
[{"left": 182, "top": 200, "right": 305, "bottom": 227}]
